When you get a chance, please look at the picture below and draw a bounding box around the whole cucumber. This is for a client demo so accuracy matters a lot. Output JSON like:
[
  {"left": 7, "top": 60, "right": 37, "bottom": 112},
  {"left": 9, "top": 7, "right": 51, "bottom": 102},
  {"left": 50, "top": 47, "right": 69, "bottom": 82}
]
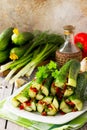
[
  {"left": 0, "top": 49, "right": 10, "bottom": 63},
  {"left": 11, "top": 32, "right": 34, "bottom": 46},
  {"left": 0, "top": 27, "right": 13, "bottom": 51}
]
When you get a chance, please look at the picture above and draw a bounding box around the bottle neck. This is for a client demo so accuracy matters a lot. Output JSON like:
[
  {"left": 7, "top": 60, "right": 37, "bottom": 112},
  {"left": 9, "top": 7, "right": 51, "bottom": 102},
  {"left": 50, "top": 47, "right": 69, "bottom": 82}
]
[{"left": 64, "top": 32, "right": 74, "bottom": 44}]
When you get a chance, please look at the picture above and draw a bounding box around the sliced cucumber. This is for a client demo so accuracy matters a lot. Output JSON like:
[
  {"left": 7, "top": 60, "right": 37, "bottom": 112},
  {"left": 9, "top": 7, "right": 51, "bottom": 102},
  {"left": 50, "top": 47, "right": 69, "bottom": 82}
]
[
  {"left": 41, "top": 76, "right": 53, "bottom": 96},
  {"left": 64, "top": 87, "right": 74, "bottom": 97},
  {"left": 16, "top": 94, "right": 29, "bottom": 103},
  {"left": 42, "top": 96, "right": 53, "bottom": 104},
  {"left": 52, "top": 97, "right": 59, "bottom": 110},
  {"left": 51, "top": 83, "right": 56, "bottom": 96},
  {"left": 32, "top": 81, "right": 41, "bottom": 90},
  {"left": 47, "top": 104, "right": 57, "bottom": 116},
  {"left": 24, "top": 106, "right": 32, "bottom": 112},
  {"left": 31, "top": 101, "right": 36, "bottom": 111},
  {"left": 36, "top": 93, "right": 44, "bottom": 100},
  {"left": 41, "top": 85, "right": 49, "bottom": 96},
  {"left": 37, "top": 102, "right": 45, "bottom": 113},
  {"left": 60, "top": 100, "right": 72, "bottom": 113},
  {"left": 69, "top": 97, "right": 83, "bottom": 111},
  {"left": 11, "top": 98, "right": 20, "bottom": 107},
  {"left": 28, "top": 88, "right": 37, "bottom": 98}
]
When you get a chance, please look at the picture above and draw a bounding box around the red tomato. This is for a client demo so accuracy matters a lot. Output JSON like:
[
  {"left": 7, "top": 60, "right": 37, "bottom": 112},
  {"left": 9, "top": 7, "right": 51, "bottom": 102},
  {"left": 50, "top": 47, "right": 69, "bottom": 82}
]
[{"left": 74, "top": 32, "right": 87, "bottom": 57}]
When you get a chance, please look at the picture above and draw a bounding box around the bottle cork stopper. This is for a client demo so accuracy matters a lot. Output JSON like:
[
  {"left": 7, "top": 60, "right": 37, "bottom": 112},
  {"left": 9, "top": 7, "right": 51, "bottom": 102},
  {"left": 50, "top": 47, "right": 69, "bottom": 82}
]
[{"left": 63, "top": 25, "right": 75, "bottom": 33}]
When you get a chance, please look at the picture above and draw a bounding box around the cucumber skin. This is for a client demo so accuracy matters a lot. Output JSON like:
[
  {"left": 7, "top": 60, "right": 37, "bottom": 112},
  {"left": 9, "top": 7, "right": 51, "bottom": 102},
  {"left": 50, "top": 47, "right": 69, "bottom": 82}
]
[
  {"left": 0, "top": 49, "right": 10, "bottom": 63},
  {"left": 68, "top": 60, "right": 80, "bottom": 87},
  {"left": 0, "top": 27, "right": 13, "bottom": 51},
  {"left": 12, "top": 32, "right": 34, "bottom": 46},
  {"left": 10, "top": 44, "right": 30, "bottom": 59}
]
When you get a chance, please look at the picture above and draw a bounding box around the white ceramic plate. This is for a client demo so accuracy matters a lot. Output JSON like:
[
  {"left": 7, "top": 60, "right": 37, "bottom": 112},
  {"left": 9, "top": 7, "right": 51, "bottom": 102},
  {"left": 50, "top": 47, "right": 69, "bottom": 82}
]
[{"left": 4, "top": 82, "right": 87, "bottom": 125}]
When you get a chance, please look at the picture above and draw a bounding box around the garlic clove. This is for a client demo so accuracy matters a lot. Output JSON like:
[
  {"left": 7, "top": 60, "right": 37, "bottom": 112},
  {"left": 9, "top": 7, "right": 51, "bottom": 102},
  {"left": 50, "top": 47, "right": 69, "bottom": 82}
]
[{"left": 80, "top": 57, "right": 87, "bottom": 72}]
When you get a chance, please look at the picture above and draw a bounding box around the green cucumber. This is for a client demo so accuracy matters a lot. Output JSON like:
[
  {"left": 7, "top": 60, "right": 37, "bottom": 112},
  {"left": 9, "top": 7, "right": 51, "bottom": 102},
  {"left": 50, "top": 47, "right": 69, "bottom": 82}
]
[
  {"left": 12, "top": 32, "right": 34, "bottom": 45},
  {"left": 52, "top": 97, "right": 59, "bottom": 110},
  {"left": 9, "top": 44, "right": 30, "bottom": 60},
  {"left": 15, "top": 94, "right": 29, "bottom": 103},
  {"left": 47, "top": 104, "right": 57, "bottom": 116},
  {"left": 0, "top": 49, "right": 10, "bottom": 63},
  {"left": 69, "top": 95, "right": 83, "bottom": 111},
  {"left": 68, "top": 60, "right": 80, "bottom": 87},
  {"left": 42, "top": 96, "right": 53, "bottom": 104},
  {"left": 11, "top": 98, "right": 20, "bottom": 107},
  {"left": 37, "top": 101, "right": 45, "bottom": 113},
  {"left": 64, "top": 87, "right": 74, "bottom": 97},
  {"left": 0, "top": 27, "right": 13, "bottom": 51},
  {"left": 60, "top": 100, "right": 72, "bottom": 113},
  {"left": 41, "top": 76, "right": 53, "bottom": 96}
]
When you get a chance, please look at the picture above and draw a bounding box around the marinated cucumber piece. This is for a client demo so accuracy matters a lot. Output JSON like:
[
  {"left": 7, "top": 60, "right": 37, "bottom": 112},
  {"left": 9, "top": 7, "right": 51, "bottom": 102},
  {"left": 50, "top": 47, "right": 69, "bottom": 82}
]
[
  {"left": 32, "top": 81, "right": 41, "bottom": 90},
  {"left": 41, "top": 76, "right": 53, "bottom": 96},
  {"left": 68, "top": 60, "right": 80, "bottom": 87},
  {"left": 36, "top": 93, "right": 44, "bottom": 100},
  {"left": 55, "top": 59, "right": 74, "bottom": 88},
  {"left": 42, "top": 96, "right": 53, "bottom": 104},
  {"left": 31, "top": 101, "right": 36, "bottom": 111},
  {"left": 16, "top": 94, "right": 29, "bottom": 103},
  {"left": 52, "top": 97, "right": 59, "bottom": 110},
  {"left": 60, "top": 100, "right": 72, "bottom": 113},
  {"left": 47, "top": 104, "right": 57, "bottom": 116},
  {"left": 29, "top": 86, "right": 38, "bottom": 98},
  {"left": 64, "top": 87, "right": 74, "bottom": 97},
  {"left": 37, "top": 102, "right": 45, "bottom": 113},
  {"left": 11, "top": 98, "right": 20, "bottom": 107},
  {"left": 51, "top": 83, "right": 56, "bottom": 96},
  {"left": 24, "top": 106, "right": 32, "bottom": 112},
  {"left": 41, "top": 85, "right": 49, "bottom": 96},
  {"left": 69, "top": 96, "right": 83, "bottom": 111}
]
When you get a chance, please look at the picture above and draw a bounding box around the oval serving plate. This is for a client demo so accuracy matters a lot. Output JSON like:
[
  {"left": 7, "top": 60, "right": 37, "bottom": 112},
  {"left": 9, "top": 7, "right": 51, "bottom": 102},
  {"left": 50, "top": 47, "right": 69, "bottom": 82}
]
[{"left": 3, "top": 82, "right": 87, "bottom": 125}]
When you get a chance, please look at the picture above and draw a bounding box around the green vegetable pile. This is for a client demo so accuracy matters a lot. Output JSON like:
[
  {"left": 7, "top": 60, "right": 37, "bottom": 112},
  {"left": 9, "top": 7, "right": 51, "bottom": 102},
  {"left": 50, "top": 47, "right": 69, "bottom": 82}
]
[
  {"left": 11, "top": 60, "right": 87, "bottom": 116},
  {"left": 0, "top": 27, "right": 64, "bottom": 83}
]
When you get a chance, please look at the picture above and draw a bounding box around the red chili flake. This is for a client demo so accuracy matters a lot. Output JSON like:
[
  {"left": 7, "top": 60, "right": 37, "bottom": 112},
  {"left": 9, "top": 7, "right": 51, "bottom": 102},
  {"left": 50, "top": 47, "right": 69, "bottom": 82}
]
[
  {"left": 41, "top": 111, "right": 47, "bottom": 116},
  {"left": 59, "top": 110, "right": 66, "bottom": 115},
  {"left": 72, "top": 109, "right": 78, "bottom": 112},
  {"left": 25, "top": 100, "right": 31, "bottom": 106},
  {"left": 19, "top": 104, "right": 24, "bottom": 110},
  {"left": 48, "top": 104, "right": 53, "bottom": 109},
  {"left": 66, "top": 101, "right": 75, "bottom": 107},
  {"left": 51, "top": 82, "right": 55, "bottom": 87},
  {"left": 38, "top": 100, "right": 44, "bottom": 105},
  {"left": 30, "top": 87, "right": 38, "bottom": 93}
]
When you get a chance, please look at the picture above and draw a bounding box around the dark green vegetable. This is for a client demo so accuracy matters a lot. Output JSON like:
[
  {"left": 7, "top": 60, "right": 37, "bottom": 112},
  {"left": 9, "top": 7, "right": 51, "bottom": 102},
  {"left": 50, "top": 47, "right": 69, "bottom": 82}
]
[
  {"left": 0, "top": 49, "right": 10, "bottom": 63},
  {"left": 9, "top": 44, "right": 30, "bottom": 60},
  {"left": 54, "top": 59, "right": 74, "bottom": 88},
  {"left": 12, "top": 32, "right": 34, "bottom": 46},
  {"left": 67, "top": 60, "right": 80, "bottom": 87},
  {"left": 75, "top": 72, "right": 87, "bottom": 101},
  {"left": 0, "top": 27, "right": 13, "bottom": 51}
]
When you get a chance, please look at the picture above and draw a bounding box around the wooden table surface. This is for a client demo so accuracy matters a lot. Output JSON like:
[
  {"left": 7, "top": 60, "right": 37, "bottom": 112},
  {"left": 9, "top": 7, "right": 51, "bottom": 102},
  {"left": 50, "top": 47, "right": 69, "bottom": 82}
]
[{"left": 0, "top": 77, "right": 87, "bottom": 130}]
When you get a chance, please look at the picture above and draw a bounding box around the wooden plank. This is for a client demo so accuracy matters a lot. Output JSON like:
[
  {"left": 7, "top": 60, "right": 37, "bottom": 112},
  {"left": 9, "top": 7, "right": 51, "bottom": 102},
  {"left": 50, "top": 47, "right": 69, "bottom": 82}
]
[
  {"left": 0, "top": 77, "right": 13, "bottom": 101},
  {"left": 0, "top": 77, "right": 13, "bottom": 130},
  {"left": 0, "top": 118, "right": 6, "bottom": 130},
  {"left": 6, "top": 122, "right": 25, "bottom": 130}
]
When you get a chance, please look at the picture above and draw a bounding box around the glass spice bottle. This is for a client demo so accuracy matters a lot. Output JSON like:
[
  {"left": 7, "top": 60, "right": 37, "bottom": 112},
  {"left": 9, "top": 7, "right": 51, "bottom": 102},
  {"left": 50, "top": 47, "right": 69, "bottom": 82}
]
[{"left": 56, "top": 25, "right": 82, "bottom": 67}]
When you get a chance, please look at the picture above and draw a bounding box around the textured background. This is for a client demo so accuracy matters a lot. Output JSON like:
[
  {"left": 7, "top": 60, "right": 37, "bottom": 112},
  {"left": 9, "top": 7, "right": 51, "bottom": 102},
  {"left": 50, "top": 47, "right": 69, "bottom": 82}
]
[{"left": 0, "top": 0, "right": 87, "bottom": 34}]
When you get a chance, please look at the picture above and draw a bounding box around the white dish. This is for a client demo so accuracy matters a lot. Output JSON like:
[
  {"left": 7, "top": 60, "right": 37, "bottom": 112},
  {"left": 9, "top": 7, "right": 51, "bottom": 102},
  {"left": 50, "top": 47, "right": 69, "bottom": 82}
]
[{"left": 4, "top": 82, "right": 87, "bottom": 125}]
